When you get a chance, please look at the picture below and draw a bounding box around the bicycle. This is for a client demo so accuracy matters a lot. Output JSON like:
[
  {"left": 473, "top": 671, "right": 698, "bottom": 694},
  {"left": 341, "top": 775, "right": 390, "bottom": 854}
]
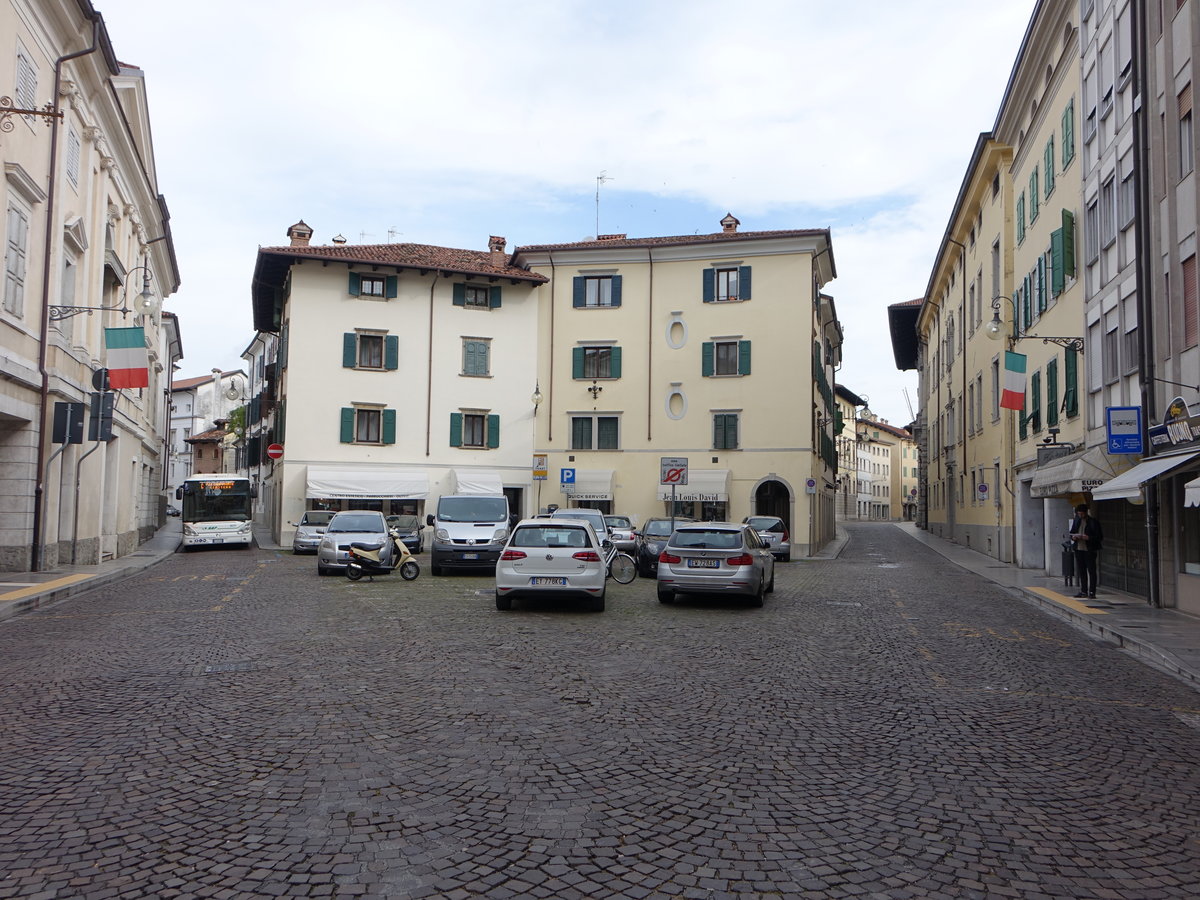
[{"left": 603, "top": 541, "right": 637, "bottom": 584}]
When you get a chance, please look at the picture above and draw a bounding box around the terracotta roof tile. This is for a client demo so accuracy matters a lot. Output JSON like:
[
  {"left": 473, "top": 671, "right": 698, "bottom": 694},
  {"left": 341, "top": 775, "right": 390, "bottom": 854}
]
[
  {"left": 259, "top": 242, "right": 547, "bottom": 283},
  {"left": 516, "top": 228, "right": 829, "bottom": 253}
]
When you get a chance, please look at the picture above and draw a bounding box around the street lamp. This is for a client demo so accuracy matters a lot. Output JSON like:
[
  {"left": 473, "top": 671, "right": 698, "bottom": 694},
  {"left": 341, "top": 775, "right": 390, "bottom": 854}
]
[
  {"left": 49, "top": 265, "right": 158, "bottom": 321},
  {"left": 531, "top": 383, "right": 543, "bottom": 412},
  {"left": 986, "top": 295, "right": 1084, "bottom": 353}
]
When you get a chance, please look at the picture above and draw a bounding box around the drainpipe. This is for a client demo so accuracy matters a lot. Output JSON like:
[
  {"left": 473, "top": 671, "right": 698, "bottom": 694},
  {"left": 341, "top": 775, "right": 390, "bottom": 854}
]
[
  {"left": 424, "top": 272, "right": 439, "bottom": 457},
  {"left": 646, "top": 248, "right": 654, "bottom": 441},
  {"left": 947, "top": 238, "right": 969, "bottom": 517},
  {"left": 1131, "top": 0, "right": 1159, "bottom": 607},
  {"left": 32, "top": 16, "right": 101, "bottom": 572},
  {"left": 547, "top": 252, "right": 557, "bottom": 445}
]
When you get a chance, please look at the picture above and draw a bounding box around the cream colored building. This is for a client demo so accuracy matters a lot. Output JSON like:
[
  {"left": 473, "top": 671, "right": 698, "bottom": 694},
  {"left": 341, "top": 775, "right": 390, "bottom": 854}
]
[
  {"left": 834, "top": 384, "right": 866, "bottom": 519},
  {"left": 856, "top": 412, "right": 917, "bottom": 521},
  {"left": 2, "top": 1, "right": 180, "bottom": 571},
  {"left": 251, "top": 224, "right": 547, "bottom": 547},
  {"left": 514, "top": 216, "right": 840, "bottom": 557}
]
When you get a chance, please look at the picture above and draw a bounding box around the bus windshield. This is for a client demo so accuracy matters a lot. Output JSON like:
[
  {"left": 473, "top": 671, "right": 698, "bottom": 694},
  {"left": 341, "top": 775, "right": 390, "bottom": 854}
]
[{"left": 180, "top": 479, "right": 252, "bottom": 523}]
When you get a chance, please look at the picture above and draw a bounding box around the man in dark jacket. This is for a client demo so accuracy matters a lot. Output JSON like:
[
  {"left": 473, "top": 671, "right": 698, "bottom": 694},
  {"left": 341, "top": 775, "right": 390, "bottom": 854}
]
[{"left": 1068, "top": 503, "right": 1103, "bottom": 599}]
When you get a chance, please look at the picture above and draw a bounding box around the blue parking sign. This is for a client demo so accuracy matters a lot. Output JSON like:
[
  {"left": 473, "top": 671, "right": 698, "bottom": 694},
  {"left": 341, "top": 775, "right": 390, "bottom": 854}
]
[{"left": 560, "top": 468, "right": 576, "bottom": 484}]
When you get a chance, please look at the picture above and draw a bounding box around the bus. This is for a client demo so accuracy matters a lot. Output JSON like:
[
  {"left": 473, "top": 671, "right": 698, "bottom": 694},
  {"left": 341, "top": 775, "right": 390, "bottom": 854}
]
[{"left": 175, "top": 474, "right": 257, "bottom": 549}]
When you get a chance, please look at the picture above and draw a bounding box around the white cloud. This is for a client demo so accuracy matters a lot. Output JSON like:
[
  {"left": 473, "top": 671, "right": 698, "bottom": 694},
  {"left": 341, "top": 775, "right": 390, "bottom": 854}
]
[{"left": 95, "top": 0, "right": 1034, "bottom": 424}]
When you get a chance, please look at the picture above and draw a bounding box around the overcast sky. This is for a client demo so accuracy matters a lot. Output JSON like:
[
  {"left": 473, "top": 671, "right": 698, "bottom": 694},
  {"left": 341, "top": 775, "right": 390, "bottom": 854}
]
[{"left": 95, "top": 0, "right": 1033, "bottom": 427}]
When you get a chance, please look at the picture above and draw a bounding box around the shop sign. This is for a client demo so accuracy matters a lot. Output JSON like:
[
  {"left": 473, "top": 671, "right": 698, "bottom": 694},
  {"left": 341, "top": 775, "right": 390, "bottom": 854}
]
[{"left": 1148, "top": 396, "right": 1200, "bottom": 450}]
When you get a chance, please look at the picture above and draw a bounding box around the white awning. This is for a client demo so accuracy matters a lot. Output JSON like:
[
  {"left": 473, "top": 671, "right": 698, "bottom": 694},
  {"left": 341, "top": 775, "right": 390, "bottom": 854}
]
[
  {"left": 1090, "top": 451, "right": 1200, "bottom": 502},
  {"left": 1186, "top": 477, "right": 1200, "bottom": 508},
  {"left": 656, "top": 469, "right": 730, "bottom": 502},
  {"left": 306, "top": 466, "right": 430, "bottom": 500},
  {"left": 1029, "top": 445, "right": 1128, "bottom": 498},
  {"left": 562, "top": 469, "right": 614, "bottom": 501},
  {"left": 451, "top": 468, "right": 504, "bottom": 494}
]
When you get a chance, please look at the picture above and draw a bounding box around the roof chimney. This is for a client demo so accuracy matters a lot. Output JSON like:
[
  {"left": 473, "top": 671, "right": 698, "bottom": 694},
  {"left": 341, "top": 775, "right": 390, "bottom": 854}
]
[
  {"left": 720, "top": 213, "right": 740, "bottom": 233},
  {"left": 488, "top": 235, "right": 507, "bottom": 267},
  {"left": 287, "top": 220, "right": 313, "bottom": 247}
]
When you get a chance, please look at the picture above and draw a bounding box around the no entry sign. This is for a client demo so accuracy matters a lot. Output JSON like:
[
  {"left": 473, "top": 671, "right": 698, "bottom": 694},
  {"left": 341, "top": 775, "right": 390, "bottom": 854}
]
[{"left": 267, "top": 443, "right": 284, "bottom": 460}]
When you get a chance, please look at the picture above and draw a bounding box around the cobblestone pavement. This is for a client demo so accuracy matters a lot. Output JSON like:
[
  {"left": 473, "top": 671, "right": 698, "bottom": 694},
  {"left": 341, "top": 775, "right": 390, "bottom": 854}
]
[{"left": 3, "top": 523, "right": 1200, "bottom": 899}]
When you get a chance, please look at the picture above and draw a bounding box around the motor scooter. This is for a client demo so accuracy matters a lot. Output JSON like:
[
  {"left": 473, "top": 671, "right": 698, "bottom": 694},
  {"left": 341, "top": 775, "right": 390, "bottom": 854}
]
[{"left": 345, "top": 530, "right": 420, "bottom": 581}]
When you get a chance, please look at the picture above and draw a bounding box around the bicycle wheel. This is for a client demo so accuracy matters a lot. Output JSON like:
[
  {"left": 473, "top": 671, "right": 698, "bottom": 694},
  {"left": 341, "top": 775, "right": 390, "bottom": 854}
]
[{"left": 609, "top": 552, "right": 636, "bottom": 584}]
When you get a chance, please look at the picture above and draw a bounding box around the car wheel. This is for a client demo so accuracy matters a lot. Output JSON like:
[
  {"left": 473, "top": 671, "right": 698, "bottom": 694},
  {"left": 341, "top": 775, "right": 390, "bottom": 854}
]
[
  {"left": 588, "top": 595, "right": 605, "bottom": 612},
  {"left": 657, "top": 586, "right": 675, "bottom": 604},
  {"left": 495, "top": 593, "right": 512, "bottom": 611},
  {"left": 766, "top": 567, "right": 776, "bottom": 594},
  {"left": 750, "top": 580, "right": 765, "bottom": 608},
  {"left": 317, "top": 564, "right": 331, "bottom": 576}
]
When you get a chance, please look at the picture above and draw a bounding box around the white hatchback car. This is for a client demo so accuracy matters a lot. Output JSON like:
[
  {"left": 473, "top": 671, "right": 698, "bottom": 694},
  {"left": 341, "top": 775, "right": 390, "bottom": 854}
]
[{"left": 495, "top": 518, "right": 607, "bottom": 612}]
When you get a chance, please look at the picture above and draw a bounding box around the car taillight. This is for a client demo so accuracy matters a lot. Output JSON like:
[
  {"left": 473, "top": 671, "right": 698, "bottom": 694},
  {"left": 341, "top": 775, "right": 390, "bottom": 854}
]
[
  {"left": 726, "top": 553, "right": 754, "bottom": 566},
  {"left": 781, "top": 527, "right": 790, "bottom": 542},
  {"left": 573, "top": 550, "right": 601, "bottom": 562},
  {"left": 659, "top": 551, "right": 681, "bottom": 564},
  {"left": 500, "top": 549, "right": 527, "bottom": 561}
]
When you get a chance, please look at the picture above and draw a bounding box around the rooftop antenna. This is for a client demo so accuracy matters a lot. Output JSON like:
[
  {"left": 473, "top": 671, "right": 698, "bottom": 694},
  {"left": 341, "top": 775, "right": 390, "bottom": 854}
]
[
  {"left": 595, "top": 171, "right": 613, "bottom": 238},
  {"left": 358, "top": 230, "right": 374, "bottom": 243},
  {"left": 387, "top": 227, "right": 401, "bottom": 242}
]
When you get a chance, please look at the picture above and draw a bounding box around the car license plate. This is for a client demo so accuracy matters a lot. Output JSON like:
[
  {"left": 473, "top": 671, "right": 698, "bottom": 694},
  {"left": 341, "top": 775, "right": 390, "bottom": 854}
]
[
  {"left": 462, "top": 552, "right": 478, "bottom": 560},
  {"left": 530, "top": 577, "right": 567, "bottom": 586},
  {"left": 213, "top": 539, "right": 223, "bottom": 544},
  {"left": 688, "top": 558, "right": 719, "bottom": 568}
]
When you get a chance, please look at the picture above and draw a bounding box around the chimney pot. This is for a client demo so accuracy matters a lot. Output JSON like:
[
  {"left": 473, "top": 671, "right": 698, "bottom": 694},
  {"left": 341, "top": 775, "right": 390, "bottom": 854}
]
[
  {"left": 489, "top": 235, "right": 507, "bottom": 267},
  {"left": 720, "top": 213, "right": 740, "bottom": 233},
  {"left": 287, "top": 220, "right": 313, "bottom": 247}
]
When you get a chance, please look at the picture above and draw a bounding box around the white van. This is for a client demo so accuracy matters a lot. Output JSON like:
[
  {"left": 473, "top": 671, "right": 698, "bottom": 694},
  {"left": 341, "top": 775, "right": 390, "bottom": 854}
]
[{"left": 427, "top": 493, "right": 510, "bottom": 575}]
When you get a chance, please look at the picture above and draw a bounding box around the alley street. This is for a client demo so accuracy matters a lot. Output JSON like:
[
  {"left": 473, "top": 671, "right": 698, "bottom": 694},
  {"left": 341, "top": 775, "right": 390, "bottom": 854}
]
[{"left": 2, "top": 522, "right": 1199, "bottom": 899}]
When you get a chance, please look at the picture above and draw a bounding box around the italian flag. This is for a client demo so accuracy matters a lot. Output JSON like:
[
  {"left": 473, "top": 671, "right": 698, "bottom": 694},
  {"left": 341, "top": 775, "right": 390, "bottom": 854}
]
[
  {"left": 104, "top": 326, "right": 149, "bottom": 389},
  {"left": 1000, "top": 350, "right": 1027, "bottom": 411}
]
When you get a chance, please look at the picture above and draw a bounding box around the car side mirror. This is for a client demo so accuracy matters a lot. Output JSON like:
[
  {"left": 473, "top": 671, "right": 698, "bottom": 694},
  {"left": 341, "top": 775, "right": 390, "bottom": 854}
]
[{"left": 425, "top": 514, "right": 435, "bottom": 526}]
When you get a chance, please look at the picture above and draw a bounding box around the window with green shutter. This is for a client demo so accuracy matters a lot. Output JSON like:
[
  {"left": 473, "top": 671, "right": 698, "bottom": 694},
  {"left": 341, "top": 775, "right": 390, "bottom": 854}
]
[
  {"left": 463, "top": 339, "right": 490, "bottom": 376},
  {"left": 572, "top": 275, "right": 621, "bottom": 308},
  {"left": 573, "top": 346, "right": 621, "bottom": 379},
  {"left": 1029, "top": 169, "right": 1040, "bottom": 221},
  {"left": 714, "top": 413, "right": 739, "bottom": 449},
  {"left": 348, "top": 273, "right": 395, "bottom": 298},
  {"left": 1018, "top": 400, "right": 1028, "bottom": 440},
  {"left": 1037, "top": 256, "right": 1047, "bottom": 312},
  {"left": 449, "top": 412, "right": 498, "bottom": 448},
  {"left": 1061, "top": 209, "right": 1076, "bottom": 278},
  {"left": 343, "top": 332, "right": 397, "bottom": 370},
  {"left": 703, "top": 266, "right": 752, "bottom": 302},
  {"left": 1051, "top": 228, "right": 1065, "bottom": 295},
  {"left": 340, "top": 407, "right": 391, "bottom": 444},
  {"left": 453, "top": 284, "right": 499, "bottom": 309},
  {"left": 1044, "top": 138, "right": 1055, "bottom": 196},
  {"left": 702, "top": 340, "right": 751, "bottom": 376},
  {"left": 1062, "top": 99, "right": 1076, "bottom": 167},
  {"left": 1030, "top": 370, "right": 1042, "bottom": 433},
  {"left": 570, "top": 415, "right": 619, "bottom": 450},
  {"left": 1047, "top": 357, "right": 1059, "bottom": 427},
  {"left": 1017, "top": 194, "right": 1026, "bottom": 243},
  {"left": 1064, "top": 348, "right": 1079, "bottom": 416}
]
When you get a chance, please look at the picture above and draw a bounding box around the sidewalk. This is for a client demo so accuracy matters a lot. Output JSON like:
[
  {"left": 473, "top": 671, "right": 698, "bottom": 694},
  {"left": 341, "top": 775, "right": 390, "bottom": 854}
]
[{"left": 887, "top": 521, "right": 1200, "bottom": 690}]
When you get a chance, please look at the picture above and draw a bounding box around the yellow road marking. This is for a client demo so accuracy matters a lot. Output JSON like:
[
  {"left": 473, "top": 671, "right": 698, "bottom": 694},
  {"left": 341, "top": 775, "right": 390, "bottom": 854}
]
[
  {"left": 0, "top": 573, "right": 94, "bottom": 602},
  {"left": 1028, "top": 586, "right": 1107, "bottom": 614}
]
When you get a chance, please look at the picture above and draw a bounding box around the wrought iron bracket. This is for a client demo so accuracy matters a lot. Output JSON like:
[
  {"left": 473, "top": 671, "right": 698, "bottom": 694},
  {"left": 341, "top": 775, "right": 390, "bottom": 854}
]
[
  {"left": 0, "top": 96, "right": 63, "bottom": 132},
  {"left": 49, "top": 304, "right": 131, "bottom": 321}
]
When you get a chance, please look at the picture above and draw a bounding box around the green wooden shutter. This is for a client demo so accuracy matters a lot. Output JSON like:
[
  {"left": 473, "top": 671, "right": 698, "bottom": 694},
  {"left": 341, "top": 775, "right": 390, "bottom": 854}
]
[
  {"left": 572, "top": 277, "right": 585, "bottom": 308},
  {"left": 738, "top": 340, "right": 752, "bottom": 375},
  {"left": 1062, "top": 100, "right": 1075, "bottom": 166},
  {"left": 1011, "top": 291, "right": 1020, "bottom": 338},
  {"left": 487, "top": 414, "right": 500, "bottom": 448},
  {"left": 1019, "top": 401, "right": 1028, "bottom": 440},
  {"left": 280, "top": 324, "right": 289, "bottom": 369},
  {"left": 610, "top": 275, "right": 622, "bottom": 307},
  {"left": 702, "top": 269, "right": 715, "bottom": 303},
  {"left": 1062, "top": 209, "right": 1076, "bottom": 278},
  {"left": 610, "top": 346, "right": 622, "bottom": 378},
  {"left": 452, "top": 283, "right": 466, "bottom": 307},
  {"left": 340, "top": 408, "right": 355, "bottom": 443},
  {"left": 1047, "top": 357, "right": 1059, "bottom": 427},
  {"left": 1022, "top": 276, "right": 1031, "bottom": 329},
  {"left": 1029, "top": 169, "right": 1039, "bottom": 220},
  {"left": 489, "top": 286, "right": 502, "bottom": 309},
  {"left": 278, "top": 398, "right": 286, "bottom": 442},
  {"left": 1044, "top": 139, "right": 1055, "bottom": 195},
  {"left": 702, "top": 341, "right": 714, "bottom": 376},
  {"left": 385, "top": 276, "right": 398, "bottom": 299},
  {"left": 1017, "top": 195, "right": 1025, "bottom": 243},
  {"left": 1031, "top": 370, "right": 1042, "bottom": 432},
  {"left": 385, "top": 335, "right": 399, "bottom": 370},
  {"left": 382, "top": 408, "right": 396, "bottom": 444},
  {"left": 449, "top": 412, "right": 463, "bottom": 447},
  {"left": 348, "top": 273, "right": 361, "bottom": 296},
  {"left": 343, "top": 333, "right": 357, "bottom": 368},
  {"left": 1051, "top": 229, "right": 1065, "bottom": 295},
  {"left": 572, "top": 347, "right": 585, "bottom": 378},
  {"left": 1037, "top": 257, "right": 1047, "bottom": 311},
  {"left": 738, "top": 266, "right": 752, "bottom": 300},
  {"left": 1064, "top": 348, "right": 1079, "bottom": 417}
]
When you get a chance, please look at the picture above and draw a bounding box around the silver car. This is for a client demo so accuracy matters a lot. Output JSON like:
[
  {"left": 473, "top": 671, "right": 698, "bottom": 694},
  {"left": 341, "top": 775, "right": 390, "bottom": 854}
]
[
  {"left": 317, "top": 510, "right": 396, "bottom": 575},
  {"left": 291, "top": 510, "right": 336, "bottom": 554},
  {"left": 603, "top": 515, "right": 637, "bottom": 553},
  {"left": 656, "top": 521, "right": 775, "bottom": 607},
  {"left": 742, "top": 515, "right": 791, "bottom": 562},
  {"left": 495, "top": 518, "right": 606, "bottom": 612},
  {"left": 550, "top": 507, "right": 610, "bottom": 545}
]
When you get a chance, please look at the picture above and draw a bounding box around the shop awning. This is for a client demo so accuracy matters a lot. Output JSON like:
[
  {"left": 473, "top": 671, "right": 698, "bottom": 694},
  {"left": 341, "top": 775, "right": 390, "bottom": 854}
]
[
  {"left": 306, "top": 466, "right": 430, "bottom": 500},
  {"left": 562, "top": 469, "right": 614, "bottom": 501},
  {"left": 451, "top": 468, "right": 503, "bottom": 494},
  {"left": 1186, "top": 476, "right": 1200, "bottom": 508},
  {"left": 656, "top": 469, "right": 730, "bottom": 502},
  {"left": 1029, "top": 445, "right": 1129, "bottom": 498},
  {"left": 1090, "top": 451, "right": 1200, "bottom": 502}
]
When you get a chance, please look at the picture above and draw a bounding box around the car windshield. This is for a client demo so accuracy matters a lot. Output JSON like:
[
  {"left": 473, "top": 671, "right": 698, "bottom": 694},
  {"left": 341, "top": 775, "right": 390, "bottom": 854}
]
[
  {"left": 438, "top": 497, "right": 508, "bottom": 522},
  {"left": 387, "top": 515, "right": 419, "bottom": 530},
  {"left": 511, "top": 526, "right": 590, "bottom": 549},
  {"left": 644, "top": 519, "right": 689, "bottom": 537},
  {"left": 746, "top": 517, "right": 783, "bottom": 532},
  {"left": 301, "top": 511, "right": 336, "bottom": 527},
  {"left": 605, "top": 516, "right": 632, "bottom": 529},
  {"left": 328, "top": 514, "right": 385, "bottom": 533},
  {"left": 671, "top": 529, "right": 741, "bottom": 550}
]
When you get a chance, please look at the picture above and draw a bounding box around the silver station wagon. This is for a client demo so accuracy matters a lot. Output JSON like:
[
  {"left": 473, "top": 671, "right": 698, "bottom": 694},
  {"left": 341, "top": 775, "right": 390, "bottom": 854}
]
[{"left": 656, "top": 521, "right": 775, "bottom": 607}]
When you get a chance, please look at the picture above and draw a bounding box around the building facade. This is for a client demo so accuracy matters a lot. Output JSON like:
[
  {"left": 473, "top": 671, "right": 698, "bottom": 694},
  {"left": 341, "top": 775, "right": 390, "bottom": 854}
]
[
  {"left": 514, "top": 216, "right": 840, "bottom": 556},
  {"left": 2, "top": 0, "right": 180, "bottom": 571}
]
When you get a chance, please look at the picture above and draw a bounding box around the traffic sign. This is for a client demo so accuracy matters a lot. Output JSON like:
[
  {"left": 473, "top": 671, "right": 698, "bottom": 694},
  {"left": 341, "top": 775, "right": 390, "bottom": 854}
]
[
  {"left": 977, "top": 483, "right": 989, "bottom": 498},
  {"left": 267, "top": 443, "right": 284, "bottom": 460},
  {"left": 533, "top": 454, "right": 547, "bottom": 481},
  {"left": 560, "top": 468, "right": 576, "bottom": 484},
  {"left": 660, "top": 457, "right": 688, "bottom": 485}
]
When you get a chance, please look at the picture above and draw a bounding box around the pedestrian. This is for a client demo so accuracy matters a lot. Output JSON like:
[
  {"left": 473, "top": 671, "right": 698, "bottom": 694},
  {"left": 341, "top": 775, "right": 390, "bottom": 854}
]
[{"left": 1068, "top": 503, "right": 1103, "bottom": 599}]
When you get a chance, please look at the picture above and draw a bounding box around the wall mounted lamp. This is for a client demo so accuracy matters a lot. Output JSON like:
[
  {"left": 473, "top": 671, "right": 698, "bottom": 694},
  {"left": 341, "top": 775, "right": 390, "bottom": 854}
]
[
  {"left": 986, "top": 295, "right": 1084, "bottom": 354},
  {"left": 531, "top": 382, "right": 543, "bottom": 412},
  {"left": 49, "top": 265, "right": 158, "bottom": 322},
  {"left": 587, "top": 380, "right": 603, "bottom": 400}
]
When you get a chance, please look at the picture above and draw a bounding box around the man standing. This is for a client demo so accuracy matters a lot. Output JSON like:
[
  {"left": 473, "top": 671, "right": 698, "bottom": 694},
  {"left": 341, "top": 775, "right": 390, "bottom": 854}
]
[{"left": 1068, "top": 503, "right": 1103, "bottom": 599}]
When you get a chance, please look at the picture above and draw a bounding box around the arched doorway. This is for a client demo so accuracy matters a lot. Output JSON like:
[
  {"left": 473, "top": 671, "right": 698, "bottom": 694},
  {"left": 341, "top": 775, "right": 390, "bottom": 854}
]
[{"left": 753, "top": 480, "right": 792, "bottom": 530}]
